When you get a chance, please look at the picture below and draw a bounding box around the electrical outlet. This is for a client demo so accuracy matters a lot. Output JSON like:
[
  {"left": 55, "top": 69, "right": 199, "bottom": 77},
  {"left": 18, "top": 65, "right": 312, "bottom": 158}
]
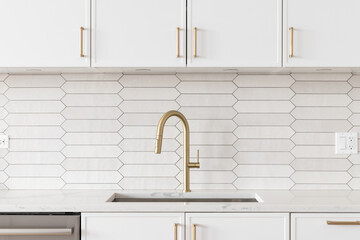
[
  {"left": 0, "top": 135, "right": 8, "bottom": 149},
  {"left": 335, "top": 132, "right": 358, "bottom": 154}
]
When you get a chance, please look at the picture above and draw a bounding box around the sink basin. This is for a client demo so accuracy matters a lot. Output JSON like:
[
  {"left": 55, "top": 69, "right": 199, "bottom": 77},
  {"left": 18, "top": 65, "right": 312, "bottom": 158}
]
[{"left": 107, "top": 192, "right": 262, "bottom": 203}]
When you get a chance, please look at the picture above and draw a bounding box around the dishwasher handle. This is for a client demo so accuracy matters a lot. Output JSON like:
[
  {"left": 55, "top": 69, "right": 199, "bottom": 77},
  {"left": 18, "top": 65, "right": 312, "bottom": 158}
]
[{"left": 0, "top": 228, "right": 73, "bottom": 236}]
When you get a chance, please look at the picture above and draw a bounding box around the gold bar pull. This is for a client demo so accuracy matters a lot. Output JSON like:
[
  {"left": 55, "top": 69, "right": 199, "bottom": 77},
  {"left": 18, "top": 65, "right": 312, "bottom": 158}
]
[
  {"left": 327, "top": 221, "right": 360, "bottom": 225},
  {"left": 174, "top": 224, "right": 178, "bottom": 240},
  {"left": 289, "top": 27, "right": 294, "bottom": 58},
  {"left": 80, "top": 27, "right": 85, "bottom": 57},
  {"left": 193, "top": 27, "right": 198, "bottom": 58},
  {"left": 192, "top": 224, "right": 196, "bottom": 240},
  {"left": 176, "top": 27, "right": 180, "bottom": 57}
]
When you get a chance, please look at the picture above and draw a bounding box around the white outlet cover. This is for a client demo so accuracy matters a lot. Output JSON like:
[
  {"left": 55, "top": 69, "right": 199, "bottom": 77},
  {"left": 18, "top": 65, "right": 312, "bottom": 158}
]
[
  {"left": 0, "top": 135, "right": 9, "bottom": 149},
  {"left": 335, "top": 132, "right": 358, "bottom": 154}
]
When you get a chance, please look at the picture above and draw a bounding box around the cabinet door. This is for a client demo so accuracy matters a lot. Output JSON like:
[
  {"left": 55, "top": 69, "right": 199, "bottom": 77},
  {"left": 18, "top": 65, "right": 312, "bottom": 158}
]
[
  {"left": 82, "top": 213, "right": 184, "bottom": 240},
  {"left": 284, "top": 0, "right": 360, "bottom": 67},
  {"left": 187, "top": 0, "right": 282, "bottom": 67},
  {"left": 186, "top": 213, "right": 289, "bottom": 240},
  {"left": 0, "top": 0, "right": 90, "bottom": 67},
  {"left": 92, "top": 0, "right": 186, "bottom": 67},
  {"left": 292, "top": 213, "right": 360, "bottom": 240}
]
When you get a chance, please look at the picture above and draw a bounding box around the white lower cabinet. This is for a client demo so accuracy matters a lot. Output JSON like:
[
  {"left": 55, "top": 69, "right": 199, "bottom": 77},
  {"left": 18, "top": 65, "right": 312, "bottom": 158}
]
[
  {"left": 292, "top": 213, "right": 360, "bottom": 240},
  {"left": 82, "top": 213, "right": 289, "bottom": 240},
  {"left": 81, "top": 213, "right": 184, "bottom": 240},
  {"left": 187, "top": 213, "right": 289, "bottom": 240}
]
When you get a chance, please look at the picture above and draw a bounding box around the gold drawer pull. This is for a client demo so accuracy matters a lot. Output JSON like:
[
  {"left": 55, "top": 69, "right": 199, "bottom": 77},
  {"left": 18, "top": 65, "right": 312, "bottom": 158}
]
[
  {"left": 174, "top": 224, "right": 178, "bottom": 240},
  {"left": 176, "top": 27, "right": 180, "bottom": 57},
  {"left": 80, "top": 27, "right": 85, "bottom": 57},
  {"left": 193, "top": 27, "right": 198, "bottom": 57},
  {"left": 289, "top": 27, "right": 294, "bottom": 58},
  {"left": 192, "top": 224, "right": 196, "bottom": 240},
  {"left": 327, "top": 221, "right": 360, "bottom": 225}
]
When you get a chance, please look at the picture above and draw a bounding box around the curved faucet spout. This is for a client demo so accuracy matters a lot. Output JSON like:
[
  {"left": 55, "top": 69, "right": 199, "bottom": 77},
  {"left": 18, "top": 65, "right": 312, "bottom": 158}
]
[{"left": 155, "top": 110, "right": 199, "bottom": 192}]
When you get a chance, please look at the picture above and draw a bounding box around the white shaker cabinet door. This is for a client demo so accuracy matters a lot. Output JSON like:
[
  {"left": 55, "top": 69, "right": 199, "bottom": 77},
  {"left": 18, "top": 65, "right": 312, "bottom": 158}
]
[
  {"left": 187, "top": 0, "right": 282, "bottom": 67},
  {"left": 82, "top": 213, "right": 184, "bottom": 240},
  {"left": 292, "top": 213, "right": 360, "bottom": 240},
  {"left": 187, "top": 213, "right": 289, "bottom": 240},
  {"left": 284, "top": 0, "right": 360, "bottom": 67},
  {"left": 92, "top": 0, "right": 186, "bottom": 67},
  {"left": 0, "top": 0, "right": 90, "bottom": 67}
]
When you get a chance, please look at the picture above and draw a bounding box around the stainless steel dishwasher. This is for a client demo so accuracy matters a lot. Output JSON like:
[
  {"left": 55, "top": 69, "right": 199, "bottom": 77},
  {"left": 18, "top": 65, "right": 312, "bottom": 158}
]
[{"left": 0, "top": 213, "right": 80, "bottom": 240}]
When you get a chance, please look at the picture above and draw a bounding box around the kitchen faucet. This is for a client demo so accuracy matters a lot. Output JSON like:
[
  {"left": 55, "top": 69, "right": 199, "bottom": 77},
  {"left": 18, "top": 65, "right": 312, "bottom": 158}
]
[{"left": 155, "top": 110, "right": 200, "bottom": 192}]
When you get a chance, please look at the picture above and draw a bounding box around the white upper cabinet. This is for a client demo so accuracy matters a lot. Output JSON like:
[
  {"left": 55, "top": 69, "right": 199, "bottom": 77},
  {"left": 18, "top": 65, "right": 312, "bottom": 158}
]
[
  {"left": 187, "top": 0, "right": 282, "bottom": 68},
  {"left": 284, "top": 0, "right": 360, "bottom": 67},
  {"left": 92, "top": 0, "right": 186, "bottom": 67},
  {"left": 187, "top": 213, "right": 289, "bottom": 240},
  {"left": 0, "top": 0, "right": 90, "bottom": 68}
]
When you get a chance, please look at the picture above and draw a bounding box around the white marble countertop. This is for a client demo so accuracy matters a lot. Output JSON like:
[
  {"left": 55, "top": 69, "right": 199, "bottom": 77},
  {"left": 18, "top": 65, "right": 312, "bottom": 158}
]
[{"left": 0, "top": 190, "right": 360, "bottom": 213}]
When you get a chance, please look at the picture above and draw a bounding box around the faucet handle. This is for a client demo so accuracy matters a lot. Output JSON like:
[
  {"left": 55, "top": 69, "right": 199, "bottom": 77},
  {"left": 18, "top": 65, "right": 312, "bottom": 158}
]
[{"left": 188, "top": 149, "right": 200, "bottom": 168}]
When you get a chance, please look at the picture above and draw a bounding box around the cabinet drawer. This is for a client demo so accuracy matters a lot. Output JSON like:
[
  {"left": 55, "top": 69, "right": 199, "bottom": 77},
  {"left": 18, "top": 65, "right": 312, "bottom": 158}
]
[
  {"left": 292, "top": 213, "right": 360, "bottom": 240},
  {"left": 187, "top": 213, "right": 289, "bottom": 240}
]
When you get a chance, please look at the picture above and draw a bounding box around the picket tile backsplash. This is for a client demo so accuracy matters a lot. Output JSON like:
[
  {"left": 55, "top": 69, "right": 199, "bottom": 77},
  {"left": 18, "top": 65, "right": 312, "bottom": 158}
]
[{"left": 0, "top": 73, "right": 359, "bottom": 190}]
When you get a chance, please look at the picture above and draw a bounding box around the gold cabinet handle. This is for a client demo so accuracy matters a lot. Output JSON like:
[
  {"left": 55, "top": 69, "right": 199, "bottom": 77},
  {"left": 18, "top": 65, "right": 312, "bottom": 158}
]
[
  {"left": 193, "top": 27, "right": 198, "bottom": 58},
  {"left": 289, "top": 27, "right": 294, "bottom": 58},
  {"left": 192, "top": 224, "right": 196, "bottom": 240},
  {"left": 327, "top": 221, "right": 360, "bottom": 225},
  {"left": 174, "top": 224, "right": 178, "bottom": 240},
  {"left": 176, "top": 27, "right": 180, "bottom": 58},
  {"left": 80, "top": 27, "right": 85, "bottom": 57}
]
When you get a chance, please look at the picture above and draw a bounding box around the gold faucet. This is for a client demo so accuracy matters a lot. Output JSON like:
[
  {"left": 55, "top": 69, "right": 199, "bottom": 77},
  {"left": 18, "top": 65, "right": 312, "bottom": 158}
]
[{"left": 155, "top": 110, "right": 200, "bottom": 192}]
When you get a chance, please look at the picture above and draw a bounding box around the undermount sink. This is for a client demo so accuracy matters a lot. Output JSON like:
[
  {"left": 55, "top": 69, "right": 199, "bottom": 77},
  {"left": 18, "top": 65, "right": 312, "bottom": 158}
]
[{"left": 107, "top": 192, "right": 262, "bottom": 203}]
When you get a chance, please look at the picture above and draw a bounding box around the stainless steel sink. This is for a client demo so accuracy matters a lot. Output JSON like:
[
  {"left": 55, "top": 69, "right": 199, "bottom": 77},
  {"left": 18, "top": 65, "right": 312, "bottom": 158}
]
[{"left": 107, "top": 192, "right": 261, "bottom": 203}]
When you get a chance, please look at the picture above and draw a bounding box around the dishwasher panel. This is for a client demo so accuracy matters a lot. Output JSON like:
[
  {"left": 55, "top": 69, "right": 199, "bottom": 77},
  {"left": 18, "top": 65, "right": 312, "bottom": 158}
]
[{"left": 0, "top": 214, "right": 80, "bottom": 240}]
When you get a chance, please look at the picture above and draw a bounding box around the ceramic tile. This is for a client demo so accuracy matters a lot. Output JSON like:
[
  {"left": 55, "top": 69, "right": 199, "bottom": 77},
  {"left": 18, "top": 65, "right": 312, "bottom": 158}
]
[
  {"left": 5, "top": 114, "right": 65, "bottom": 126},
  {"left": 5, "top": 75, "right": 65, "bottom": 87},
  {"left": 291, "top": 159, "right": 351, "bottom": 171},
  {"left": 61, "top": 94, "right": 122, "bottom": 107},
  {"left": 120, "top": 126, "right": 179, "bottom": 139},
  {"left": 62, "top": 158, "right": 122, "bottom": 171},
  {"left": 234, "top": 88, "right": 295, "bottom": 100},
  {"left": 120, "top": 165, "right": 179, "bottom": 177},
  {"left": 234, "top": 75, "right": 294, "bottom": 87},
  {"left": 120, "top": 88, "right": 180, "bottom": 100},
  {"left": 120, "top": 75, "right": 180, "bottom": 87},
  {"left": 0, "top": 74, "right": 8, "bottom": 81},
  {"left": 5, "top": 178, "right": 65, "bottom": 189},
  {"left": 63, "top": 184, "right": 121, "bottom": 190},
  {"left": 291, "top": 82, "right": 351, "bottom": 93},
  {"left": 291, "top": 107, "right": 351, "bottom": 119},
  {"left": 234, "top": 101, "right": 295, "bottom": 113},
  {"left": 234, "top": 152, "right": 295, "bottom": 165},
  {"left": 120, "top": 139, "right": 179, "bottom": 152},
  {"left": 61, "top": 133, "right": 122, "bottom": 145},
  {"left": 62, "top": 146, "right": 122, "bottom": 158},
  {"left": 187, "top": 120, "right": 237, "bottom": 132},
  {"left": 291, "top": 133, "right": 334, "bottom": 145},
  {"left": 5, "top": 101, "right": 65, "bottom": 113},
  {"left": 233, "top": 178, "right": 295, "bottom": 190},
  {"left": 291, "top": 120, "right": 352, "bottom": 132},
  {"left": 61, "top": 73, "right": 122, "bottom": 81},
  {"left": 234, "top": 165, "right": 294, "bottom": 177},
  {"left": 119, "top": 178, "right": 180, "bottom": 190},
  {"left": 179, "top": 107, "right": 237, "bottom": 119},
  {"left": 5, "top": 88, "right": 65, "bottom": 100},
  {"left": 349, "top": 75, "right": 360, "bottom": 87},
  {"left": 184, "top": 171, "right": 237, "bottom": 184},
  {"left": 0, "top": 96, "right": 8, "bottom": 106},
  {"left": 234, "top": 114, "right": 295, "bottom": 126},
  {"left": 176, "top": 73, "right": 237, "bottom": 81},
  {"left": 120, "top": 101, "right": 179, "bottom": 113},
  {"left": 5, "top": 152, "right": 65, "bottom": 164},
  {"left": 62, "top": 120, "right": 122, "bottom": 132},
  {"left": 176, "top": 94, "right": 237, "bottom": 106},
  {"left": 6, "top": 126, "right": 65, "bottom": 139},
  {"left": 62, "top": 171, "right": 122, "bottom": 183},
  {"left": 291, "top": 172, "right": 351, "bottom": 184},
  {"left": 62, "top": 107, "right": 122, "bottom": 119},
  {"left": 234, "top": 139, "right": 295, "bottom": 152},
  {"left": 62, "top": 82, "right": 122, "bottom": 93},
  {"left": 176, "top": 133, "right": 237, "bottom": 145},
  {"left": 119, "top": 113, "right": 178, "bottom": 126},
  {"left": 5, "top": 165, "right": 65, "bottom": 177},
  {"left": 291, "top": 146, "right": 348, "bottom": 158},
  {"left": 291, "top": 73, "right": 352, "bottom": 81},
  {"left": 176, "top": 82, "right": 236, "bottom": 93},
  {"left": 0, "top": 82, "right": 8, "bottom": 94},
  {"left": 291, "top": 94, "right": 352, "bottom": 106},
  {"left": 119, "top": 152, "right": 179, "bottom": 164},
  {"left": 292, "top": 184, "right": 351, "bottom": 190},
  {"left": 10, "top": 139, "right": 65, "bottom": 152},
  {"left": 234, "top": 126, "right": 294, "bottom": 139}
]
